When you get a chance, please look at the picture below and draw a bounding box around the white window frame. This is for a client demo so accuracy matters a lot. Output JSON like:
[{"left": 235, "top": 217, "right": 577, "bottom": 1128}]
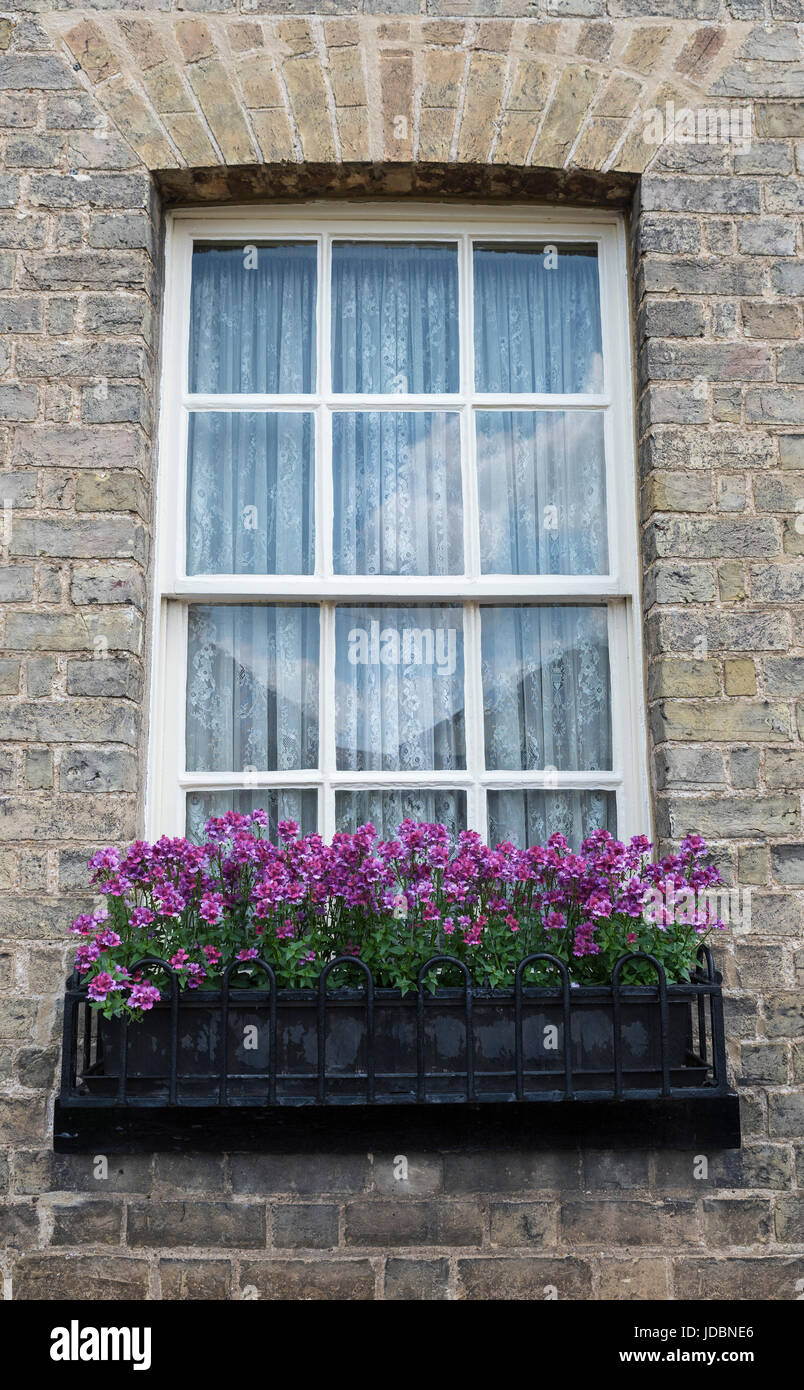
[{"left": 148, "top": 202, "right": 650, "bottom": 844}]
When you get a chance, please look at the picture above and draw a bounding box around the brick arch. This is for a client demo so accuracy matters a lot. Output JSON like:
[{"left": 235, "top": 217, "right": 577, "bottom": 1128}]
[{"left": 45, "top": 12, "right": 753, "bottom": 180}]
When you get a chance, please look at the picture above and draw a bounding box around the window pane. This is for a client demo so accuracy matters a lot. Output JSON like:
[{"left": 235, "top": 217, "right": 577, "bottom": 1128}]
[
  {"left": 473, "top": 243, "right": 602, "bottom": 394},
  {"left": 331, "top": 242, "right": 459, "bottom": 393},
  {"left": 186, "top": 605, "right": 319, "bottom": 772},
  {"left": 335, "top": 605, "right": 465, "bottom": 772},
  {"left": 186, "top": 789, "right": 318, "bottom": 843},
  {"left": 476, "top": 411, "right": 607, "bottom": 575},
  {"left": 336, "top": 789, "right": 466, "bottom": 840},
  {"left": 189, "top": 242, "right": 317, "bottom": 394},
  {"left": 333, "top": 412, "right": 463, "bottom": 576},
  {"left": 487, "top": 789, "right": 616, "bottom": 849},
  {"left": 482, "top": 606, "right": 611, "bottom": 771},
  {"left": 187, "top": 413, "right": 314, "bottom": 575}
]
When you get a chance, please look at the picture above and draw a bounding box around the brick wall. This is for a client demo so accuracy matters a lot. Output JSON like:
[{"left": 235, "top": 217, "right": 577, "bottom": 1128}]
[{"left": 1, "top": 1, "right": 803, "bottom": 1301}]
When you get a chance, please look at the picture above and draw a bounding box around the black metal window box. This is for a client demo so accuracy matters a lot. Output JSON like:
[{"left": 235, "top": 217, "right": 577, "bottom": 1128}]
[{"left": 55, "top": 950, "right": 740, "bottom": 1152}]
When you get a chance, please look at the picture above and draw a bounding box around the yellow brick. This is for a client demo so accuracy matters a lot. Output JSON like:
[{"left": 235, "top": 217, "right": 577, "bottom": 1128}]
[
  {"left": 725, "top": 659, "right": 757, "bottom": 697},
  {"left": 571, "top": 117, "right": 625, "bottom": 171},
  {"left": 533, "top": 65, "right": 600, "bottom": 169},
  {"left": 718, "top": 561, "right": 746, "bottom": 602},
  {"left": 621, "top": 26, "right": 673, "bottom": 75},
  {"left": 175, "top": 18, "right": 215, "bottom": 66},
  {"left": 418, "top": 107, "right": 454, "bottom": 163},
  {"left": 227, "top": 21, "right": 264, "bottom": 55},
  {"left": 117, "top": 19, "right": 166, "bottom": 71},
  {"left": 64, "top": 20, "right": 119, "bottom": 85},
  {"left": 237, "top": 56, "right": 282, "bottom": 110},
  {"left": 163, "top": 113, "right": 218, "bottom": 167},
  {"left": 186, "top": 58, "right": 257, "bottom": 165},
  {"left": 738, "top": 846, "right": 768, "bottom": 886},
  {"left": 142, "top": 62, "right": 193, "bottom": 116},
  {"left": 249, "top": 108, "right": 297, "bottom": 164},
  {"left": 96, "top": 75, "right": 178, "bottom": 169},
  {"left": 643, "top": 472, "right": 712, "bottom": 515},
  {"left": 507, "top": 59, "right": 551, "bottom": 113},
  {"left": 327, "top": 47, "right": 366, "bottom": 108},
  {"left": 522, "top": 22, "right": 560, "bottom": 53},
  {"left": 610, "top": 122, "right": 659, "bottom": 175},
  {"left": 275, "top": 20, "right": 314, "bottom": 55},
  {"left": 422, "top": 49, "right": 465, "bottom": 109},
  {"left": 324, "top": 19, "right": 360, "bottom": 48},
  {"left": 422, "top": 21, "right": 464, "bottom": 47},
  {"left": 595, "top": 75, "right": 642, "bottom": 121},
  {"left": 336, "top": 107, "right": 370, "bottom": 162},
  {"left": 474, "top": 20, "right": 514, "bottom": 53},
  {"left": 493, "top": 112, "right": 537, "bottom": 166},
  {"left": 380, "top": 51, "right": 414, "bottom": 162},
  {"left": 456, "top": 52, "right": 506, "bottom": 163},
  {"left": 283, "top": 55, "right": 337, "bottom": 162},
  {"left": 649, "top": 659, "right": 720, "bottom": 699}
]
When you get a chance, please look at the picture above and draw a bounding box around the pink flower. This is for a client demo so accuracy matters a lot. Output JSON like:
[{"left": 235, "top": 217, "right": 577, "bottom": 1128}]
[
  {"left": 199, "top": 892, "right": 224, "bottom": 925},
  {"left": 75, "top": 942, "right": 101, "bottom": 972},
  {"left": 128, "top": 981, "right": 161, "bottom": 1011},
  {"left": 94, "top": 928, "right": 121, "bottom": 950},
  {"left": 87, "top": 971, "right": 122, "bottom": 1001}
]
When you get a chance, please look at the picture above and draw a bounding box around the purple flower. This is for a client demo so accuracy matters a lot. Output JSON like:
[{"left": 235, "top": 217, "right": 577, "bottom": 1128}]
[
  {"left": 87, "top": 971, "right": 123, "bottom": 1001},
  {"left": 127, "top": 981, "right": 161, "bottom": 1012},
  {"left": 68, "top": 817, "right": 721, "bottom": 998}
]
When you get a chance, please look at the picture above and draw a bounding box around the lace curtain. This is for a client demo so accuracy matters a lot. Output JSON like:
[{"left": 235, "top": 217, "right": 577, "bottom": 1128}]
[
  {"left": 331, "top": 241, "right": 459, "bottom": 393},
  {"left": 333, "top": 412, "right": 463, "bottom": 576},
  {"left": 473, "top": 242, "right": 603, "bottom": 394},
  {"left": 336, "top": 790, "right": 467, "bottom": 840},
  {"left": 476, "top": 411, "right": 607, "bottom": 575},
  {"left": 481, "top": 605, "right": 611, "bottom": 773},
  {"left": 187, "top": 412, "right": 314, "bottom": 575},
  {"left": 189, "top": 242, "right": 317, "bottom": 394},
  {"left": 186, "top": 789, "right": 317, "bottom": 844},
  {"left": 488, "top": 790, "right": 616, "bottom": 849},
  {"left": 334, "top": 604, "right": 465, "bottom": 773},
  {"left": 185, "top": 605, "right": 319, "bottom": 773}
]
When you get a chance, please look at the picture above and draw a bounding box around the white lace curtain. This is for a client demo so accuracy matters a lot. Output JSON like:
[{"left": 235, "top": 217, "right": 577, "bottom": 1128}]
[
  {"left": 185, "top": 605, "right": 319, "bottom": 773},
  {"left": 331, "top": 241, "right": 459, "bottom": 393},
  {"left": 187, "top": 412, "right": 315, "bottom": 575},
  {"left": 476, "top": 410, "right": 608, "bottom": 575},
  {"left": 333, "top": 411, "right": 463, "bottom": 576},
  {"left": 488, "top": 790, "right": 616, "bottom": 850},
  {"left": 473, "top": 243, "right": 603, "bottom": 394},
  {"left": 481, "top": 605, "right": 611, "bottom": 772},
  {"left": 189, "top": 241, "right": 317, "bottom": 394},
  {"left": 333, "top": 604, "right": 465, "bottom": 773}
]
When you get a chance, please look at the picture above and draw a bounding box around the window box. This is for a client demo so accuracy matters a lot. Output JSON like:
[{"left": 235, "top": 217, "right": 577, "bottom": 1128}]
[{"left": 57, "top": 950, "right": 740, "bottom": 1151}]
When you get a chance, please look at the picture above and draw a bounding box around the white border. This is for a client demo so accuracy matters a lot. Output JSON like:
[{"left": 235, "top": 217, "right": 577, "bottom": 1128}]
[{"left": 147, "top": 202, "right": 649, "bottom": 843}]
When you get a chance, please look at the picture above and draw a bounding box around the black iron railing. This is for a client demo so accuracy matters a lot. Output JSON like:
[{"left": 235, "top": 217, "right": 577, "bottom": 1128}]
[{"left": 59, "top": 947, "right": 734, "bottom": 1110}]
